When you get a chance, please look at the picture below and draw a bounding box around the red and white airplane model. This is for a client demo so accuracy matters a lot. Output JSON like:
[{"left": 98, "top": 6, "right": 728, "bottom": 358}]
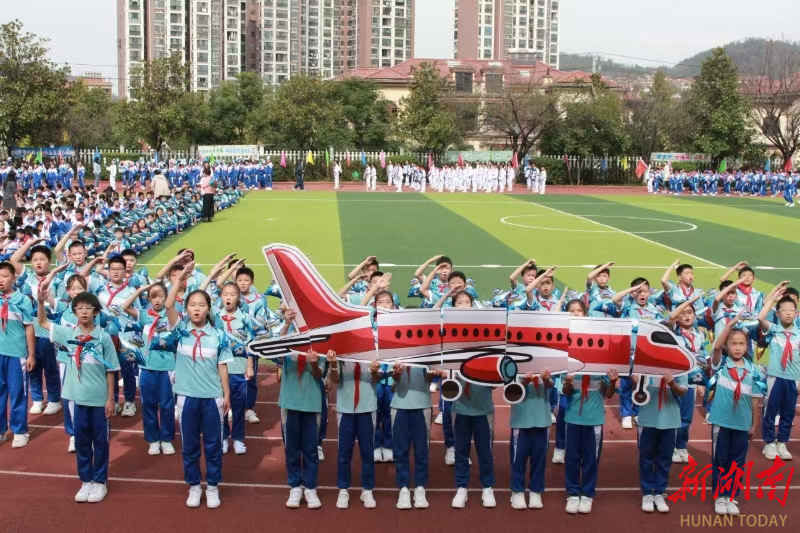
[{"left": 247, "top": 244, "right": 695, "bottom": 405}]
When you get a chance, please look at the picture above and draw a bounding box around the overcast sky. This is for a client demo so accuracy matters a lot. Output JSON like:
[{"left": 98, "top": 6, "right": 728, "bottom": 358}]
[{"left": 5, "top": 0, "right": 800, "bottom": 94}]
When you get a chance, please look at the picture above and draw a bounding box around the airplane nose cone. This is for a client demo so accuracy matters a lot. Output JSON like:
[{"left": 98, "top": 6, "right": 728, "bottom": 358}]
[
  {"left": 567, "top": 357, "right": 585, "bottom": 373},
  {"left": 499, "top": 356, "right": 518, "bottom": 383}
]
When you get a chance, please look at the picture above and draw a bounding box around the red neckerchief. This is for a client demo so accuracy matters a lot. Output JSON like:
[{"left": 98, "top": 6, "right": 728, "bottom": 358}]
[
  {"left": 297, "top": 354, "right": 307, "bottom": 381},
  {"left": 244, "top": 292, "right": 258, "bottom": 305},
  {"left": 721, "top": 306, "right": 735, "bottom": 325},
  {"left": 579, "top": 375, "right": 591, "bottom": 415},
  {"left": 104, "top": 279, "right": 130, "bottom": 307},
  {"left": 221, "top": 314, "right": 236, "bottom": 332},
  {"left": 0, "top": 293, "right": 10, "bottom": 332},
  {"left": 146, "top": 308, "right": 162, "bottom": 344},
  {"left": 781, "top": 330, "right": 795, "bottom": 371},
  {"left": 189, "top": 330, "right": 207, "bottom": 362},
  {"left": 680, "top": 284, "right": 694, "bottom": 299},
  {"left": 739, "top": 285, "right": 753, "bottom": 311},
  {"left": 539, "top": 297, "right": 554, "bottom": 311},
  {"left": 353, "top": 363, "right": 361, "bottom": 409},
  {"left": 658, "top": 377, "right": 668, "bottom": 410},
  {"left": 727, "top": 366, "right": 749, "bottom": 412},
  {"left": 681, "top": 328, "right": 697, "bottom": 353},
  {"left": 73, "top": 333, "right": 95, "bottom": 381}
]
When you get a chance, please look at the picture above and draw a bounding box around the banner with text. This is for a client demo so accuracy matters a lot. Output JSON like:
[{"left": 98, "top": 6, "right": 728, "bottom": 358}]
[
  {"left": 11, "top": 146, "right": 76, "bottom": 159},
  {"left": 197, "top": 145, "right": 261, "bottom": 159},
  {"left": 650, "top": 152, "right": 711, "bottom": 163}
]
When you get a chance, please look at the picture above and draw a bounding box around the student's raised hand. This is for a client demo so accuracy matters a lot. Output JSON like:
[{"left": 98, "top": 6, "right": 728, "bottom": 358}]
[
  {"left": 283, "top": 308, "right": 297, "bottom": 323},
  {"left": 306, "top": 349, "right": 319, "bottom": 364},
  {"left": 325, "top": 350, "right": 337, "bottom": 363},
  {"left": 630, "top": 282, "right": 647, "bottom": 294},
  {"left": 663, "top": 371, "right": 675, "bottom": 385},
  {"left": 435, "top": 368, "right": 448, "bottom": 379},
  {"left": 734, "top": 260, "right": 748, "bottom": 270},
  {"left": 37, "top": 283, "right": 50, "bottom": 303},
  {"left": 563, "top": 374, "right": 574, "bottom": 386},
  {"left": 369, "top": 360, "right": 380, "bottom": 373},
  {"left": 434, "top": 263, "right": 449, "bottom": 274},
  {"left": 364, "top": 255, "right": 377, "bottom": 265},
  {"left": 180, "top": 260, "right": 195, "bottom": 281},
  {"left": 376, "top": 273, "right": 392, "bottom": 290},
  {"left": 607, "top": 368, "right": 619, "bottom": 381},
  {"left": 630, "top": 374, "right": 639, "bottom": 385},
  {"left": 733, "top": 309, "right": 745, "bottom": 323},
  {"left": 429, "top": 255, "right": 443, "bottom": 264},
  {"left": 544, "top": 266, "right": 558, "bottom": 276},
  {"left": 671, "top": 258, "right": 681, "bottom": 269},
  {"left": 541, "top": 369, "right": 551, "bottom": 381},
  {"left": 393, "top": 362, "right": 405, "bottom": 375}
]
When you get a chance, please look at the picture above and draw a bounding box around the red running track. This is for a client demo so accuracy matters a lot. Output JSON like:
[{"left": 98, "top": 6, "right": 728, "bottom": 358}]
[{"left": 1, "top": 370, "right": 796, "bottom": 533}]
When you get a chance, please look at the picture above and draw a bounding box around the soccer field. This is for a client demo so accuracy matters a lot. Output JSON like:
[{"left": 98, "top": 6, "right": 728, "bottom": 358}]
[{"left": 139, "top": 191, "right": 799, "bottom": 303}]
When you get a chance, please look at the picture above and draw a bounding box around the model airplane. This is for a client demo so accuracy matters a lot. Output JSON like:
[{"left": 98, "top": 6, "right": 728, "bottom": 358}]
[{"left": 247, "top": 244, "right": 696, "bottom": 405}]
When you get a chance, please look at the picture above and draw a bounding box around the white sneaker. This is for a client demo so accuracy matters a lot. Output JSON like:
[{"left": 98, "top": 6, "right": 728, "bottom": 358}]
[
  {"left": 445, "top": 446, "right": 455, "bottom": 466},
  {"left": 160, "top": 441, "right": 175, "bottom": 455},
  {"left": 11, "top": 434, "right": 29, "bottom": 448},
  {"left": 118, "top": 378, "right": 124, "bottom": 387},
  {"left": 75, "top": 482, "right": 93, "bottom": 502},
  {"left": 529, "top": 492, "right": 543, "bottom": 509},
  {"left": 430, "top": 382, "right": 439, "bottom": 393},
  {"left": 642, "top": 494, "right": 654, "bottom": 513},
  {"left": 148, "top": 442, "right": 161, "bottom": 456},
  {"left": 397, "top": 487, "right": 412, "bottom": 509},
  {"left": 336, "top": 489, "right": 350, "bottom": 509},
  {"left": 413, "top": 486, "right": 428, "bottom": 509},
  {"left": 383, "top": 448, "right": 393, "bottom": 462},
  {"left": 714, "top": 497, "right": 727, "bottom": 515},
  {"left": 704, "top": 412, "right": 710, "bottom": 424},
  {"left": 222, "top": 439, "right": 229, "bottom": 455},
  {"left": 318, "top": 446, "right": 325, "bottom": 461},
  {"left": 88, "top": 483, "right": 107, "bottom": 503},
  {"left": 121, "top": 402, "right": 136, "bottom": 417},
  {"left": 565, "top": 496, "right": 580, "bottom": 514},
  {"left": 776, "top": 442, "right": 793, "bottom": 461},
  {"left": 43, "top": 402, "right": 62, "bottom": 415},
  {"left": 286, "top": 487, "right": 303, "bottom": 508},
  {"left": 361, "top": 490, "right": 376, "bottom": 509},
  {"left": 452, "top": 487, "right": 468, "bottom": 508},
  {"left": 551, "top": 412, "right": 557, "bottom": 424},
  {"left": 634, "top": 415, "right": 639, "bottom": 425},
  {"left": 672, "top": 449, "right": 682, "bottom": 463},
  {"left": 578, "top": 496, "right": 593, "bottom": 514},
  {"left": 227, "top": 410, "right": 232, "bottom": 422},
  {"left": 775, "top": 415, "right": 780, "bottom": 426},
  {"left": 482, "top": 487, "right": 496, "bottom": 508},
  {"left": 678, "top": 449, "right": 690, "bottom": 463},
  {"left": 511, "top": 492, "right": 527, "bottom": 509},
  {"left": 435, "top": 412, "right": 443, "bottom": 425},
  {"left": 763, "top": 442, "right": 778, "bottom": 460},
  {"left": 304, "top": 488, "right": 321, "bottom": 509},
  {"left": 245, "top": 409, "right": 260, "bottom": 424},
  {"left": 621, "top": 416, "right": 633, "bottom": 429},
  {"left": 654, "top": 494, "right": 669, "bottom": 513},
  {"left": 233, "top": 440, "right": 247, "bottom": 455},
  {"left": 552, "top": 448, "right": 565, "bottom": 464},
  {"left": 186, "top": 485, "right": 202, "bottom": 508},
  {"left": 29, "top": 401, "right": 44, "bottom": 415},
  {"left": 374, "top": 447, "right": 383, "bottom": 463},
  {"left": 726, "top": 500, "right": 739, "bottom": 516},
  {"left": 68, "top": 436, "right": 75, "bottom": 453}
]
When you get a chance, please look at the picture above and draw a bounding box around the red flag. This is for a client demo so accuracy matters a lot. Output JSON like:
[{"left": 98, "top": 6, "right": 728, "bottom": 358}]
[
  {"left": 784, "top": 158, "right": 793, "bottom": 172},
  {"left": 59, "top": 151, "right": 64, "bottom": 165},
  {"left": 457, "top": 152, "right": 464, "bottom": 166},
  {"left": 511, "top": 152, "right": 519, "bottom": 169},
  {"left": 427, "top": 153, "right": 433, "bottom": 170},
  {"left": 636, "top": 159, "right": 648, "bottom": 179}
]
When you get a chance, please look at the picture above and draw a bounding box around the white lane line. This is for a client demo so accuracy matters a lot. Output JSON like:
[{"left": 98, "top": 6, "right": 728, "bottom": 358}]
[
  {"left": 526, "top": 201, "right": 725, "bottom": 268},
  {"left": 0, "top": 470, "right": 797, "bottom": 493}
]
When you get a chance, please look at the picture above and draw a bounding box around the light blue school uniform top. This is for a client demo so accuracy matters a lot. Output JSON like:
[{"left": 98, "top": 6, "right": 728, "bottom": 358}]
[
  {"left": 510, "top": 380, "right": 553, "bottom": 429},
  {"left": 335, "top": 361, "right": 378, "bottom": 414},
  {"left": 17, "top": 266, "right": 65, "bottom": 339},
  {"left": 708, "top": 358, "right": 765, "bottom": 432},
  {"left": 453, "top": 377, "right": 494, "bottom": 416},
  {"left": 564, "top": 375, "right": 610, "bottom": 427},
  {"left": 50, "top": 324, "right": 119, "bottom": 407},
  {"left": 735, "top": 286, "right": 763, "bottom": 315},
  {"left": 172, "top": 322, "right": 233, "bottom": 399},
  {"left": 524, "top": 293, "right": 560, "bottom": 312},
  {"left": 390, "top": 366, "right": 431, "bottom": 410},
  {"left": 636, "top": 375, "right": 688, "bottom": 430},
  {"left": 278, "top": 354, "right": 328, "bottom": 413},
  {"left": 137, "top": 307, "right": 175, "bottom": 372},
  {"left": 761, "top": 323, "right": 800, "bottom": 380},
  {"left": 664, "top": 281, "right": 705, "bottom": 312},
  {"left": 0, "top": 291, "right": 34, "bottom": 358},
  {"left": 95, "top": 280, "right": 139, "bottom": 336},
  {"left": 213, "top": 308, "right": 254, "bottom": 375}
]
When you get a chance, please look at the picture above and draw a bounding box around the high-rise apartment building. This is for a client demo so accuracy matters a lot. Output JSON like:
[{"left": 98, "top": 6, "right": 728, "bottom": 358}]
[
  {"left": 338, "top": 0, "right": 414, "bottom": 71},
  {"left": 453, "top": 0, "right": 559, "bottom": 69}
]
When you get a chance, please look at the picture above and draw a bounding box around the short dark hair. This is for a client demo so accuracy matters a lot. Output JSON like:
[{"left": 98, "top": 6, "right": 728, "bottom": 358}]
[
  {"left": 448, "top": 271, "right": 466, "bottom": 284},
  {"left": 0, "top": 262, "right": 15, "bottom": 276},
  {"left": 521, "top": 265, "right": 538, "bottom": 276},
  {"left": 120, "top": 249, "right": 136, "bottom": 259},
  {"left": 719, "top": 280, "right": 734, "bottom": 291},
  {"left": 71, "top": 292, "right": 102, "bottom": 314},
  {"left": 594, "top": 264, "right": 610, "bottom": 276},
  {"left": 29, "top": 245, "right": 52, "bottom": 261},
  {"left": 738, "top": 266, "right": 754, "bottom": 278},
  {"left": 436, "top": 256, "right": 453, "bottom": 267},
  {"left": 631, "top": 277, "right": 650, "bottom": 288},
  {"left": 449, "top": 290, "right": 474, "bottom": 307},
  {"left": 777, "top": 295, "right": 797, "bottom": 311},
  {"left": 65, "top": 274, "right": 88, "bottom": 291},
  {"left": 370, "top": 270, "right": 384, "bottom": 281},
  {"left": 67, "top": 240, "right": 86, "bottom": 251},
  {"left": 236, "top": 267, "right": 255, "bottom": 281},
  {"left": 536, "top": 268, "right": 553, "bottom": 279},
  {"left": 676, "top": 264, "right": 693, "bottom": 276},
  {"left": 786, "top": 287, "right": 800, "bottom": 299},
  {"left": 566, "top": 299, "right": 587, "bottom": 314},
  {"left": 108, "top": 256, "right": 126, "bottom": 269}
]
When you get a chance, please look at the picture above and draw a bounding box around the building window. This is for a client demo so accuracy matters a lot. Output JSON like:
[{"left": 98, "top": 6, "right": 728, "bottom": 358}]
[
  {"left": 485, "top": 73, "right": 503, "bottom": 94},
  {"left": 455, "top": 72, "right": 473, "bottom": 93}
]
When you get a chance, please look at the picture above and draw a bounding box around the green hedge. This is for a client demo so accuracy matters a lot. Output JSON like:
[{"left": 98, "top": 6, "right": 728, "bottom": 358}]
[{"left": 528, "top": 157, "right": 568, "bottom": 184}]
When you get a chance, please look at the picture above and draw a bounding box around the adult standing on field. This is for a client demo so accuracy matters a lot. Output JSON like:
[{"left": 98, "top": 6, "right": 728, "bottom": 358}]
[
  {"left": 93, "top": 157, "right": 102, "bottom": 188},
  {"left": 539, "top": 167, "right": 547, "bottom": 195},
  {"left": 293, "top": 160, "right": 305, "bottom": 191},
  {"left": 199, "top": 167, "right": 216, "bottom": 222},
  {"left": 2, "top": 170, "right": 18, "bottom": 216}
]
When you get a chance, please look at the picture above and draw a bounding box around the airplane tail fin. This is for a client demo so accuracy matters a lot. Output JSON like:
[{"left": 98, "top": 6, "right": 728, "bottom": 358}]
[{"left": 262, "top": 244, "right": 371, "bottom": 333}]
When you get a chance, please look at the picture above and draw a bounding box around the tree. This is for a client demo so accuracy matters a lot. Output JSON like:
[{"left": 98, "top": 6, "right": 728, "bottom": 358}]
[
  {"left": 395, "top": 62, "right": 463, "bottom": 154},
  {"left": 742, "top": 39, "right": 800, "bottom": 165},
  {"left": 333, "top": 78, "right": 391, "bottom": 150},
  {"left": 207, "top": 72, "right": 265, "bottom": 143},
  {"left": 480, "top": 73, "right": 566, "bottom": 157},
  {"left": 117, "top": 54, "right": 191, "bottom": 152},
  {"left": 61, "top": 82, "right": 115, "bottom": 151},
  {"left": 625, "top": 69, "right": 687, "bottom": 161},
  {"left": 251, "top": 75, "right": 344, "bottom": 150},
  {"left": 687, "top": 48, "right": 754, "bottom": 161},
  {"left": 0, "top": 20, "right": 71, "bottom": 148}
]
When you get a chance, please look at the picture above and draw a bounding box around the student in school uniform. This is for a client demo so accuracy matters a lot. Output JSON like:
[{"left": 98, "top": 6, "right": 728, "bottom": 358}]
[
  {"left": 562, "top": 368, "right": 619, "bottom": 514},
  {"left": 634, "top": 369, "right": 687, "bottom": 514},
  {"left": 166, "top": 262, "right": 232, "bottom": 509},
  {"left": 278, "top": 308, "right": 327, "bottom": 510},
  {"left": 709, "top": 312, "right": 765, "bottom": 516},
  {"left": 36, "top": 282, "right": 118, "bottom": 502},
  {"left": 510, "top": 369, "right": 554, "bottom": 510},
  {"left": 0, "top": 261, "right": 36, "bottom": 448},
  {"left": 329, "top": 353, "right": 381, "bottom": 509},
  {"left": 758, "top": 284, "right": 798, "bottom": 462}
]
